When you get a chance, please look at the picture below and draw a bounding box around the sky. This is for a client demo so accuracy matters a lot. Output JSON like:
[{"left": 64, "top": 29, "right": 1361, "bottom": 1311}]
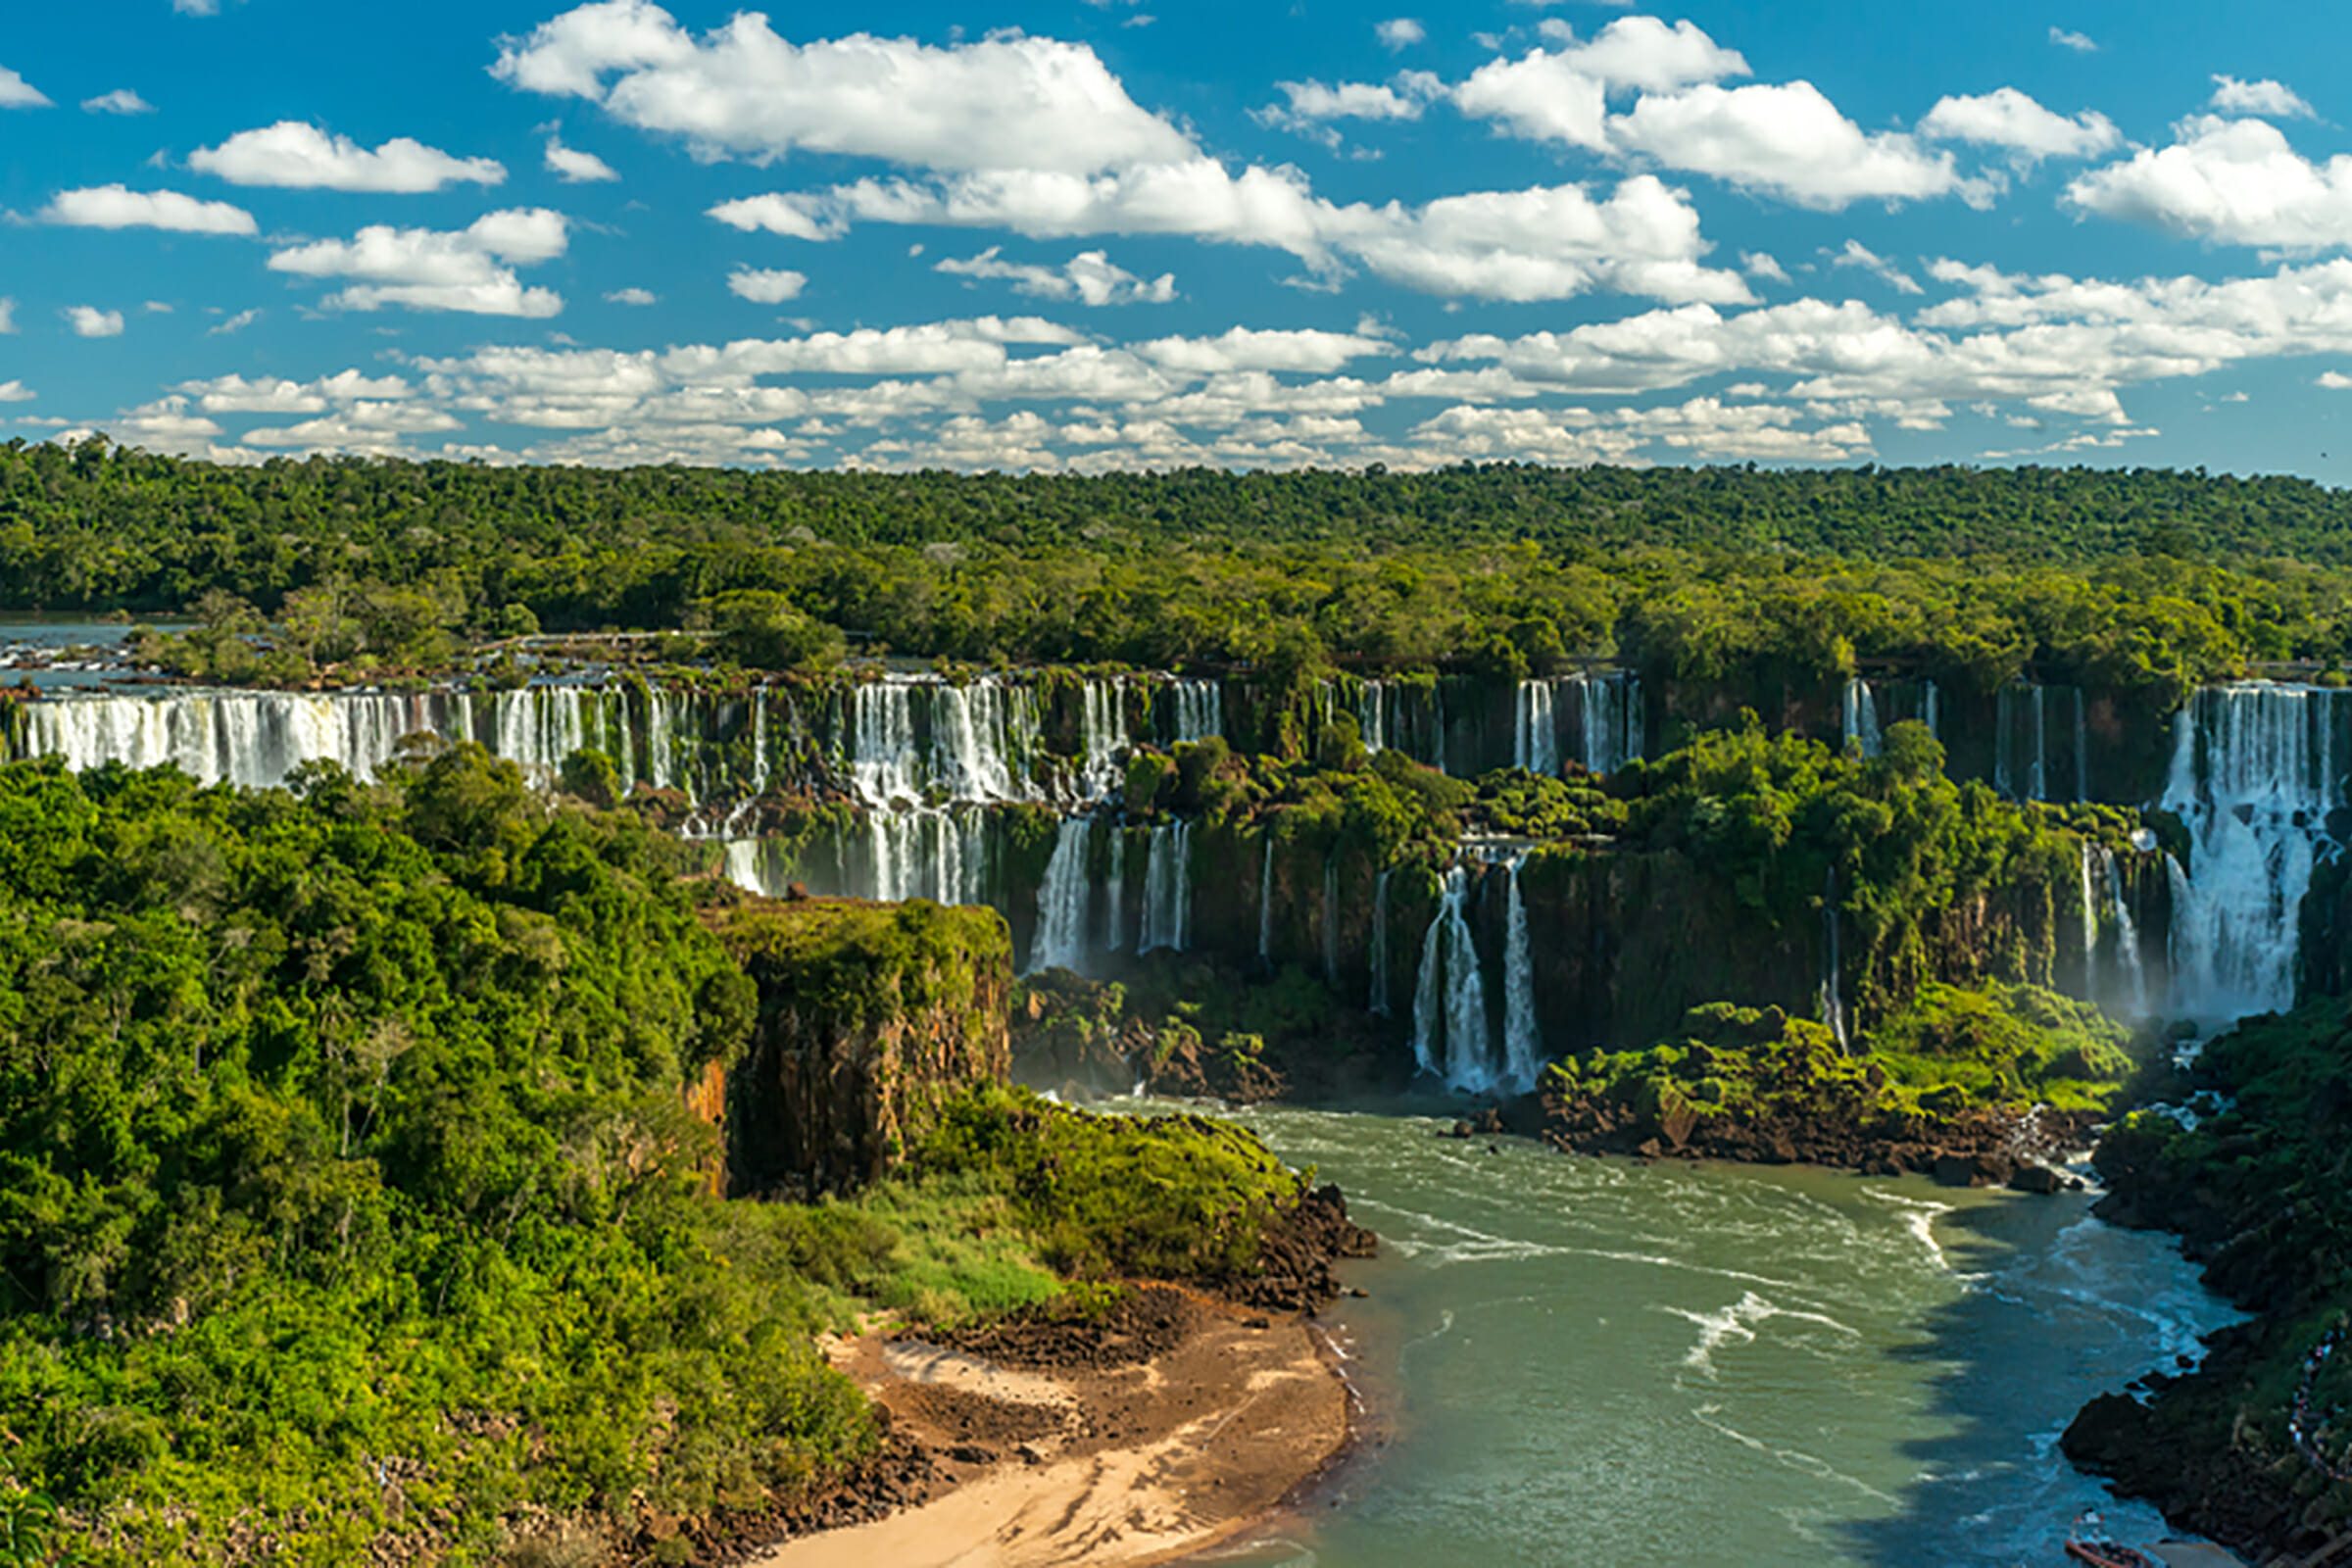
[{"left": 6, "top": 0, "right": 2352, "bottom": 476}]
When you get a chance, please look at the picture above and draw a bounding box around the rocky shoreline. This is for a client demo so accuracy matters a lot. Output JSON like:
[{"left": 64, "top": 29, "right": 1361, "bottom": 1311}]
[{"left": 1536, "top": 1087, "right": 2096, "bottom": 1191}]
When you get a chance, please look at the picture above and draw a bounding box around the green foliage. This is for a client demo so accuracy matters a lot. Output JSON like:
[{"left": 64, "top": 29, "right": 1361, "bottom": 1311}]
[
  {"left": 10, "top": 450, "right": 2350, "bottom": 690},
  {"left": 1868, "top": 982, "right": 2134, "bottom": 1111},
  {"left": 1550, "top": 984, "right": 2137, "bottom": 1128},
  {"left": 1619, "top": 717, "right": 2079, "bottom": 1017},
  {"left": 914, "top": 1087, "right": 1302, "bottom": 1282},
  {"left": 0, "top": 756, "right": 1323, "bottom": 1563},
  {"left": 708, "top": 589, "right": 846, "bottom": 671}
]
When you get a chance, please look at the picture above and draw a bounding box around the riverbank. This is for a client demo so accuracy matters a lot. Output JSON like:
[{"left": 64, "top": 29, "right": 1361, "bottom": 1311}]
[
  {"left": 746, "top": 1285, "right": 1350, "bottom": 1568},
  {"left": 2060, "top": 1001, "right": 2352, "bottom": 1561}
]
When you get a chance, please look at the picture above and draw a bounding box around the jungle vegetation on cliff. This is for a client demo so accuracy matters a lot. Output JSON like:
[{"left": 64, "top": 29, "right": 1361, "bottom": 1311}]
[{"left": 0, "top": 749, "right": 1314, "bottom": 1565}]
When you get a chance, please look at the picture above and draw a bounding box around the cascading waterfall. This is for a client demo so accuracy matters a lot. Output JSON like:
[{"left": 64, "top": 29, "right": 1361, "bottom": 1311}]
[
  {"left": 1922, "top": 680, "right": 1941, "bottom": 741},
  {"left": 1138, "top": 820, "right": 1194, "bottom": 953},
  {"left": 1411, "top": 863, "right": 1494, "bottom": 1090},
  {"left": 2106, "top": 851, "right": 2149, "bottom": 1012},
  {"left": 1170, "top": 678, "right": 1223, "bottom": 745},
  {"left": 1104, "top": 827, "right": 1127, "bottom": 953},
  {"left": 1993, "top": 685, "right": 2056, "bottom": 803},
  {"left": 1369, "top": 867, "right": 1393, "bottom": 1016},
  {"left": 2164, "top": 683, "right": 2347, "bottom": 1021},
  {"left": 1570, "top": 671, "right": 1642, "bottom": 775},
  {"left": 2078, "top": 842, "right": 2102, "bottom": 985},
  {"left": 1514, "top": 680, "right": 1560, "bottom": 775},
  {"left": 861, "top": 807, "right": 991, "bottom": 905},
  {"left": 10, "top": 686, "right": 612, "bottom": 790},
  {"left": 1820, "top": 866, "right": 1850, "bottom": 1051},
  {"left": 1358, "top": 679, "right": 1388, "bottom": 753},
  {"left": 1841, "top": 679, "right": 1884, "bottom": 759},
  {"left": 1027, "top": 816, "right": 1094, "bottom": 973},
  {"left": 1501, "top": 855, "right": 1542, "bottom": 1090},
  {"left": 852, "top": 681, "right": 923, "bottom": 806},
  {"left": 1079, "top": 678, "right": 1131, "bottom": 799}
]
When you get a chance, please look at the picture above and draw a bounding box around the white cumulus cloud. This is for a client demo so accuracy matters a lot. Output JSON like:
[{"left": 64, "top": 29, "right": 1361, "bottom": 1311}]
[
  {"left": 1610, "top": 81, "right": 1979, "bottom": 210},
  {"left": 2068, "top": 116, "right": 2352, "bottom": 250},
  {"left": 2210, "top": 75, "right": 2314, "bottom": 120},
  {"left": 66, "top": 307, "right": 125, "bottom": 338},
  {"left": 1919, "top": 87, "right": 2119, "bottom": 163},
  {"left": 936, "top": 247, "right": 1177, "bottom": 305},
  {"left": 494, "top": 4, "right": 1196, "bottom": 174},
  {"left": 727, "top": 267, "right": 808, "bottom": 303},
  {"left": 81, "top": 89, "right": 155, "bottom": 116},
  {"left": 268, "top": 208, "right": 568, "bottom": 316},
  {"left": 38, "top": 184, "right": 258, "bottom": 234},
  {"left": 1376, "top": 18, "right": 1425, "bottom": 50},
  {"left": 605, "top": 286, "right": 658, "bottom": 305},
  {"left": 546, "top": 135, "right": 619, "bottom": 181},
  {"left": 2048, "top": 27, "right": 2098, "bottom": 53},
  {"left": 0, "top": 66, "right": 49, "bottom": 108},
  {"left": 190, "top": 122, "right": 506, "bottom": 191}
]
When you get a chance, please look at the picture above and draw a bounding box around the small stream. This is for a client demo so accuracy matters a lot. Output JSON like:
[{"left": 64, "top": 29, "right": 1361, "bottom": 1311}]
[{"left": 1178, "top": 1102, "right": 2236, "bottom": 1568}]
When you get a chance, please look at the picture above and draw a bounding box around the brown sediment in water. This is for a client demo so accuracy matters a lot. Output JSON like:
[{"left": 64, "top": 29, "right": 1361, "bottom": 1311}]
[{"left": 743, "top": 1284, "right": 1350, "bottom": 1568}]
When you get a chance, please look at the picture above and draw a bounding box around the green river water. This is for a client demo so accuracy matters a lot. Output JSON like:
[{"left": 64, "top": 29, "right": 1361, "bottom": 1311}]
[{"left": 1172, "top": 1102, "right": 2236, "bottom": 1568}]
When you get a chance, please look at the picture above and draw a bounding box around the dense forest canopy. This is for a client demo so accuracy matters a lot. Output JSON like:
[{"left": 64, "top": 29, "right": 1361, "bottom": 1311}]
[
  {"left": 0, "top": 749, "right": 1311, "bottom": 1563},
  {"left": 9, "top": 442, "right": 2352, "bottom": 696}
]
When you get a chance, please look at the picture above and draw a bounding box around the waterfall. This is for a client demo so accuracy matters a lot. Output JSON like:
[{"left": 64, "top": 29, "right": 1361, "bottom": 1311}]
[
  {"left": 2164, "top": 684, "right": 2345, "bottom": 1022},
  {"left": 851, "top": 681, "right": 922, "bottom": 806},
  {"left": 1170, "top": 678, "right": 1222, "bottom": 745},
  {"left": 1027, "top": 816, "right": 1094, "bottom": 973},
  {"left": 1923, "top": 680, "right": 1941, "bottom": 742},
  {"left": 1079, "top": 678, "right": 1130, "bottom": 799},
  {"left": 1104, "top": 826, "right": 1127, "bottom": 953},
  {"left": 1841, "top": 679, "right": 1883, "bottom": 759},
  {"left": 722, "top": 838, "right": 760, "bottom": 894},
  {"left": 1501, "top": 856, "right": 1541, "bottom": 1090},
  {"left": 2107, "top": 851, "right": 2149, "bottom": 1013},
  {"left": 932, "top": 681, "right": 1015, "bottom": 801},
  {"left": 1514, "top": 680, "right": 1560, "bottom": 775},
  {"left": 1568, "top": 671, "right": 1642, "bottom": 774},
  {"left": 1258, "top": 835, "right": 1276, "bottom": 965},
  {"left": 1322, "top": 856, "right": 1343, "bottom": 987},
  {"left": 7, "top": 686, "right": 634, "bottom": 790},
  {"left": 2078, "top": 842, "right": 2102, "bottom": 989},
  {"left": 1139, "top": 820, "right": 1193, "bottom": 953},
  {"left": 1819, "top": 866, "right": 1850, "bottom": 1051},
  {"left": 1411, "top": 864, "right": 1494, "bottom": 1090},
  {"left": 1359, "top": 680, "right": 1387, "bottom": 753},
  {"left": 1369, "top": 866, "right": 1393, "bottom": 1016},
  {"left": 860, "top": 806, "right": 991, "bottom": 905}
]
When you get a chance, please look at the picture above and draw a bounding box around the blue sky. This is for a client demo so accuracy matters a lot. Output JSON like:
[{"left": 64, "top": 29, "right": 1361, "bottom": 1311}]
[{"left": 6, "top": 0, "right": 2352, "bottom": 475}]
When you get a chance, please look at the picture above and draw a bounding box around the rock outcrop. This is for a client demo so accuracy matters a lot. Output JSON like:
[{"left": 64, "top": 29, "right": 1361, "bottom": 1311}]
[{"left": 712, "top": 897, "right": 1013, "bottom": 1199}]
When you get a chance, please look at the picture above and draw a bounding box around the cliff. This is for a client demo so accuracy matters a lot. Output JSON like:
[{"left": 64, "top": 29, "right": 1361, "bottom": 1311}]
[{"left": 711, "top": 897, "right": 1013, "bottom": 1199}]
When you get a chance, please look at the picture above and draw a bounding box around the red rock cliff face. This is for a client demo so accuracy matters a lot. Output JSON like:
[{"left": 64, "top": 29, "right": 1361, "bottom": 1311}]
[{"left": 709, "top": 899, "right": 1012, "bottom": 1200}]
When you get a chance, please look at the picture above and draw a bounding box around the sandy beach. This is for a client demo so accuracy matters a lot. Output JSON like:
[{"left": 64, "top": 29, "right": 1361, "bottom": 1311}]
[{"left": 752, "top": 1286, "right": 1349, "bottom": 1568}]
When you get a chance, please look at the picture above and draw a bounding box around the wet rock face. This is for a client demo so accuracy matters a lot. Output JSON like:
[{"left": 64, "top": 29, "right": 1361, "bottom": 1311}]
[{"left": 714, "top": 899, "right": 1012, "bottom": 1199}]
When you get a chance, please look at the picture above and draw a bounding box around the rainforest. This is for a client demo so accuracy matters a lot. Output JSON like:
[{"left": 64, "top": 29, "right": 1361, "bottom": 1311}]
[{"left": 7, "top": 456, "right": 2352, "bottom": 1566}]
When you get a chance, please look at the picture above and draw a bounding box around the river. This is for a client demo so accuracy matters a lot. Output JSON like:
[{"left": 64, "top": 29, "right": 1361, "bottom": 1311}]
[{"left": 1178, "top": 1102, "right": 2236, "bottom": 1568}]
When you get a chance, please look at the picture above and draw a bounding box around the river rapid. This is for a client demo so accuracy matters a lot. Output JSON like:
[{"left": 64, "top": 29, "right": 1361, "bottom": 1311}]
[{"left": 1177, "top": 1102, "right": 2237, "bottom": 1568}]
